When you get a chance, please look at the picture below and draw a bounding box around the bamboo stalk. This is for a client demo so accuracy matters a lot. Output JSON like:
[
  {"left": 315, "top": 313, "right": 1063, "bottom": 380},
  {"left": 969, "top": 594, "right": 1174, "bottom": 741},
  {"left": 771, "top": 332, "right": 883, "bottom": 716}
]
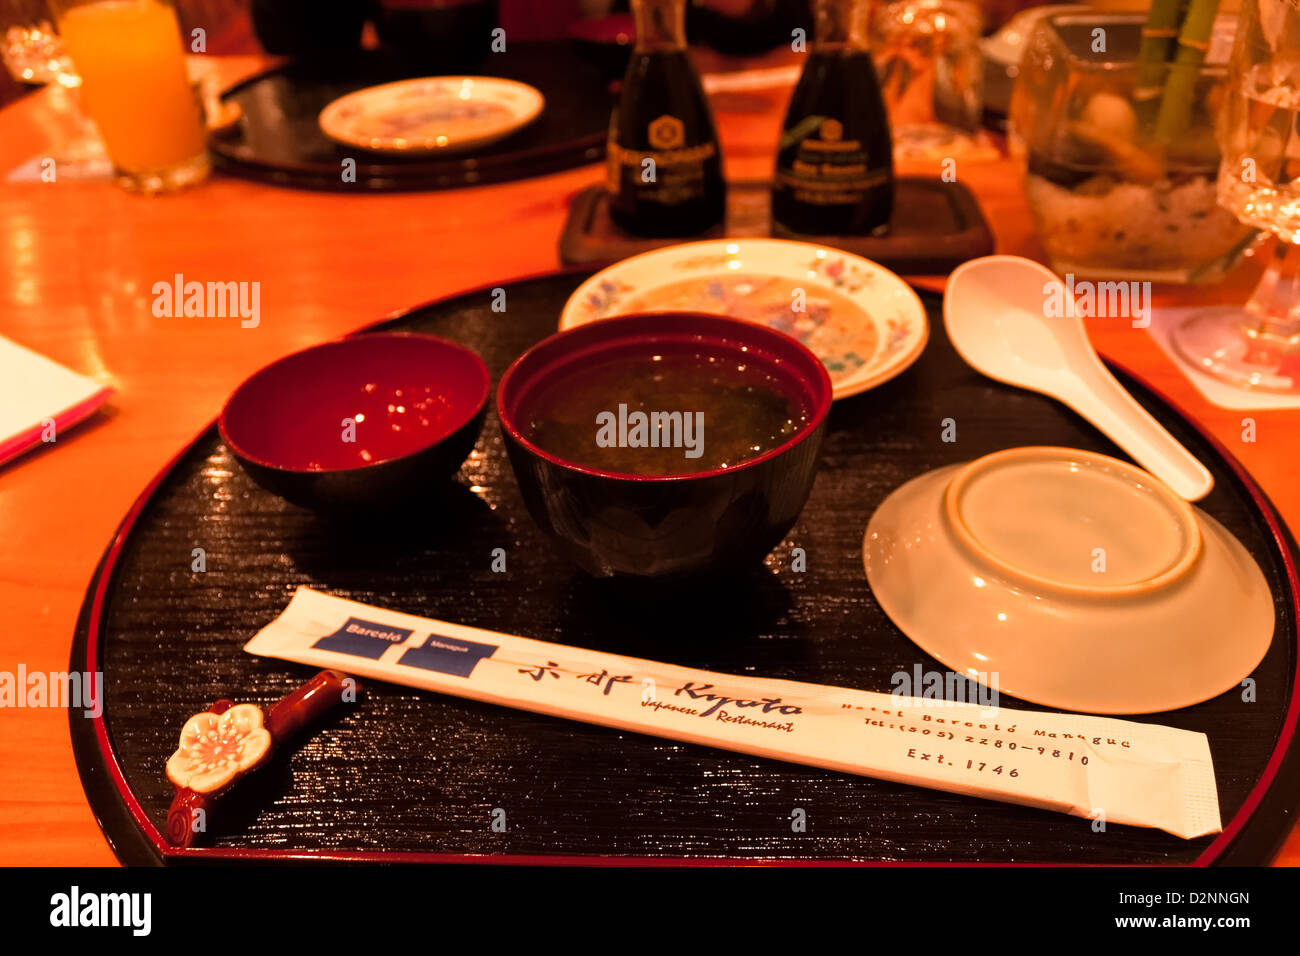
[
  {"left": 1134, "top": 0, "right": 1189, "bottom": 129},
  {"left": 1153, "top": 0, "right": 1221, "bottom": 145}
]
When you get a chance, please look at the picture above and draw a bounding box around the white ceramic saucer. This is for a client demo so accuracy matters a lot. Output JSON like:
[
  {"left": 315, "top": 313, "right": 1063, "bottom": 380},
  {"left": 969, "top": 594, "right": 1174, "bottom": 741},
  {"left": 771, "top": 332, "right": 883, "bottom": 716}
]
[
  {"left": 318, "top": 76, "right": 544, "bottom": 154},
  {"left": 559, "top": 239, "right": 928, "bottom": 400},
  {"left": 863, "top": 446, "right": 1274, "bottom": 714}
]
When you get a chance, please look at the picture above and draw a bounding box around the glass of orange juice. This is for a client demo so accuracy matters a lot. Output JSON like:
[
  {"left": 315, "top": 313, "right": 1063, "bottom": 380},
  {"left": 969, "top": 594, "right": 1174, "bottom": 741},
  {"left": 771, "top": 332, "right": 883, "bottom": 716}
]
[{"left": 51, "top": 0, "right": 208, "bottom": 192}]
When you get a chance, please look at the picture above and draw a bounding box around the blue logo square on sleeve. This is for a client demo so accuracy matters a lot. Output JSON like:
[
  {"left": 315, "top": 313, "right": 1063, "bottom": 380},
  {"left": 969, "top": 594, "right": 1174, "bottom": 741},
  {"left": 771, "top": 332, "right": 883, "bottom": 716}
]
[
  {"left": 313, "top": 617, "right": 413, "bottom": 660},
  {"left": 398, "top": 632, "right": 498, "bottom": 678}
]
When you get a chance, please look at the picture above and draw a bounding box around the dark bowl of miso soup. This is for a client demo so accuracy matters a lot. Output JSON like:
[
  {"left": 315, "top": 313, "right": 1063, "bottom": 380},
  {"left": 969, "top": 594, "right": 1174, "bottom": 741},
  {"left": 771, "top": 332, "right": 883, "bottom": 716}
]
[{"left": 497, "top": 312, "right": 833, "bottom": 578}]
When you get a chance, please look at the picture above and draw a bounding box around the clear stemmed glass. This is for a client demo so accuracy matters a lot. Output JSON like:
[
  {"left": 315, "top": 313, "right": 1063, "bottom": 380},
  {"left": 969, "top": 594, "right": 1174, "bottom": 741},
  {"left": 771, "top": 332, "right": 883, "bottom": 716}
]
[
  {"left": 1172, "top": 0, "right": 1300, "bottom": 392},
  {"left": 2, "top": 0, "right": 71, "bottom": 83},
  {"left": 872, "top": 0, "right": 984, "bottom": 159},
  {"left": 1, "top": 0, "right": 106, "bottom": 168}
]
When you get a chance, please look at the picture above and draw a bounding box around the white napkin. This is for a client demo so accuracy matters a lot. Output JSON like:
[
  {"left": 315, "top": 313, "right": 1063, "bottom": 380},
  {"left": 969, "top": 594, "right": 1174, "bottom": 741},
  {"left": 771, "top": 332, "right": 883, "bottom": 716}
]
[{"left": 0, "top": 335, "right": 112, "bottom": 467}]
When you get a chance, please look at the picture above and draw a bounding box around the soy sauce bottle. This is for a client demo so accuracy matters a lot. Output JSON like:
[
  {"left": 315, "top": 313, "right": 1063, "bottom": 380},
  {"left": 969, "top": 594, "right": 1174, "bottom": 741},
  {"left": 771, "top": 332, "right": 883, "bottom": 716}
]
[
  {"left": 771, "top": 0, "right": 893, "bottom": 236},
  {"left": 607, "top": 0, "right": 726, "bottom": 237}
]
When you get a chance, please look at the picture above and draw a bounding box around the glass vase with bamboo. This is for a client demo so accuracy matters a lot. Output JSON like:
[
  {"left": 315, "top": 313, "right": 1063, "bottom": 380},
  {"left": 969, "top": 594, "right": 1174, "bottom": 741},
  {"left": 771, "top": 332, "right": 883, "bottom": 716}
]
[
  {"left": 1010, "top": 4, "right": 1253, "bottom": 282},
  {"left": 1171, "top": 0, "right": 1300, "bottom": 391}
]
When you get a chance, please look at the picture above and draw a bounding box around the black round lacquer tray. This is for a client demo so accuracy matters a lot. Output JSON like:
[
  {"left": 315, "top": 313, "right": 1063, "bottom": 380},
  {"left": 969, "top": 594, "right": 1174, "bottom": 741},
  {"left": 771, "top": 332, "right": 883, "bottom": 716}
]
[
  {"left": 208, "top": 44, "right": 613, "bottom": 191},
  {"left": 71, "top": 271, "right": 1300, "bottom": 865}
]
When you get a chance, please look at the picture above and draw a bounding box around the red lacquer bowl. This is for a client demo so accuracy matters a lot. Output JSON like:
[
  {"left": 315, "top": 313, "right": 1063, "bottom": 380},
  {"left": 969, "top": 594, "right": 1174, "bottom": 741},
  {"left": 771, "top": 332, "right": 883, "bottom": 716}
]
[
  {"left": 497, "top": 312, "right": 833, "bottom": 578},
  {"left": 219, "top": 332, "right": 489, "bottom": 510}
]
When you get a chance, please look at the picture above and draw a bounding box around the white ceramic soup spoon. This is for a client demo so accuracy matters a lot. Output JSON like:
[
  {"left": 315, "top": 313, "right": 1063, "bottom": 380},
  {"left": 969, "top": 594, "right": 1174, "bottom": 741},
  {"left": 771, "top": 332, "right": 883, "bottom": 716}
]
[{"left": 943, "top": 255, "right": 1214, "bottom": 501}]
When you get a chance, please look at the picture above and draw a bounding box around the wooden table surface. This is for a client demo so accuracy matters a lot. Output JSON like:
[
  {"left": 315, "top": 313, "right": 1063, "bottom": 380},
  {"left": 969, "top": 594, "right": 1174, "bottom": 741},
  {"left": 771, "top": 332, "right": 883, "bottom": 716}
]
[{"left": 0, "top": 55, "right": 1295, "bottom": 866}]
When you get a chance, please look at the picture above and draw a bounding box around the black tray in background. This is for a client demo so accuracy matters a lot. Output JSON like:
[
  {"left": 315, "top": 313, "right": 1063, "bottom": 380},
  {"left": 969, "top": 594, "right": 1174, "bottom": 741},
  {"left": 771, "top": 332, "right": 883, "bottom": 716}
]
[
  {"left": 71, "top": 272, "right": 1300, "bottom": 865},
  {"left": 559, "top": 179, "right": 994, "bottom": 273},
  {"left": 208, "top": 45, "right": 613, "bottom": 191}
]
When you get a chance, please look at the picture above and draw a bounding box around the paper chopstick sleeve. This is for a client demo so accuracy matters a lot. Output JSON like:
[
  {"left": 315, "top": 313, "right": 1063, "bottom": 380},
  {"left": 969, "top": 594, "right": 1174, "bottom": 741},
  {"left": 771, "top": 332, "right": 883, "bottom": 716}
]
[{"left": 244, "top": 587, "right": 1222, "bottom": 840}]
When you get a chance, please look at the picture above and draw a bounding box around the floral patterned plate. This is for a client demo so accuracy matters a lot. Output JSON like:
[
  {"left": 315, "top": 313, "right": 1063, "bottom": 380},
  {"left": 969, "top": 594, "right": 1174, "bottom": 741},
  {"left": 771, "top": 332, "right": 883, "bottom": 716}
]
[
  {"left": 559, "top": 239, "right": 929, "bottom": 400},
  {"left": 318, "top": 76, "right": 545, "bottom": 154}
]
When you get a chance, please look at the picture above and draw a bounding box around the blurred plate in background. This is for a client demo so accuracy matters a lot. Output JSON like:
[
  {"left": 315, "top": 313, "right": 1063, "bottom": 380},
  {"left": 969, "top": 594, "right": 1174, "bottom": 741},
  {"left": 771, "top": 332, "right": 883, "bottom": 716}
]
[{"left": 318, "top": 75, "right": 544, "bottom": 154}]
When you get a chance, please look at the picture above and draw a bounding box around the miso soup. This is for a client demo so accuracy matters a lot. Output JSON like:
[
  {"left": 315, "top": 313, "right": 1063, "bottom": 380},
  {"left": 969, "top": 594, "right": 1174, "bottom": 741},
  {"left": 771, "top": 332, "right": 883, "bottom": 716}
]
[{"left": 522, "top": 345, "right": 811, "bottom": 475}]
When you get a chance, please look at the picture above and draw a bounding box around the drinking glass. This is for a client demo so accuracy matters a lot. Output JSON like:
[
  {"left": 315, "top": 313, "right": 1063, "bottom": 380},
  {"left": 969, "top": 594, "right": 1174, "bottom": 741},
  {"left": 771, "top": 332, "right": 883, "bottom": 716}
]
[
  {"left": 2, "top": 0, "right": 111, "bottom": 168},
  {"left": 2, "top": 0, "right": 73, "bottom": 84},
  {"left": 1172, "top": 0, "right": 1300, "bottom": 392},
  {"left": 871, "top": 0, "right": 983, "bottom": 159},
  {"left": 50, "top": 0, "right": 208, "bottom": 192}
]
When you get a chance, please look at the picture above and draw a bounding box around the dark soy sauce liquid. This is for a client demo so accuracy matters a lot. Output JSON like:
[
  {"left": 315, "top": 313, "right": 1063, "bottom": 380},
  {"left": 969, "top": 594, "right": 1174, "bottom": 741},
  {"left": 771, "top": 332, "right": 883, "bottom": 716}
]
[
  {"left": 771, "top": 2, "right": 894, "bottom": 236},
  {"left": 607, "top": 0, "right": 726, "bottom": 237},
  {"left": 523, "top": 348, "right": 809, "bottom": 476}
]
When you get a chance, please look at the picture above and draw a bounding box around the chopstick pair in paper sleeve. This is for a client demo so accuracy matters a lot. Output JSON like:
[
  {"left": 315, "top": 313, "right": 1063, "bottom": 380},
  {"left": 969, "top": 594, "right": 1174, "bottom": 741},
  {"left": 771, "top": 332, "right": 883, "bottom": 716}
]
[{"left": 240, "top": 588, "right": 1222, "bottom": 840}]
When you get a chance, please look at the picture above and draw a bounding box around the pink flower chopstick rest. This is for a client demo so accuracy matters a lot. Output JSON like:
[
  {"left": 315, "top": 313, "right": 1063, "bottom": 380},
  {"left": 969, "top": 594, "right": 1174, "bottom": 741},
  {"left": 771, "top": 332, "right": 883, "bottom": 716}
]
[{"left": 164, "top": 669, "right": 359, "bottom": 848}]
